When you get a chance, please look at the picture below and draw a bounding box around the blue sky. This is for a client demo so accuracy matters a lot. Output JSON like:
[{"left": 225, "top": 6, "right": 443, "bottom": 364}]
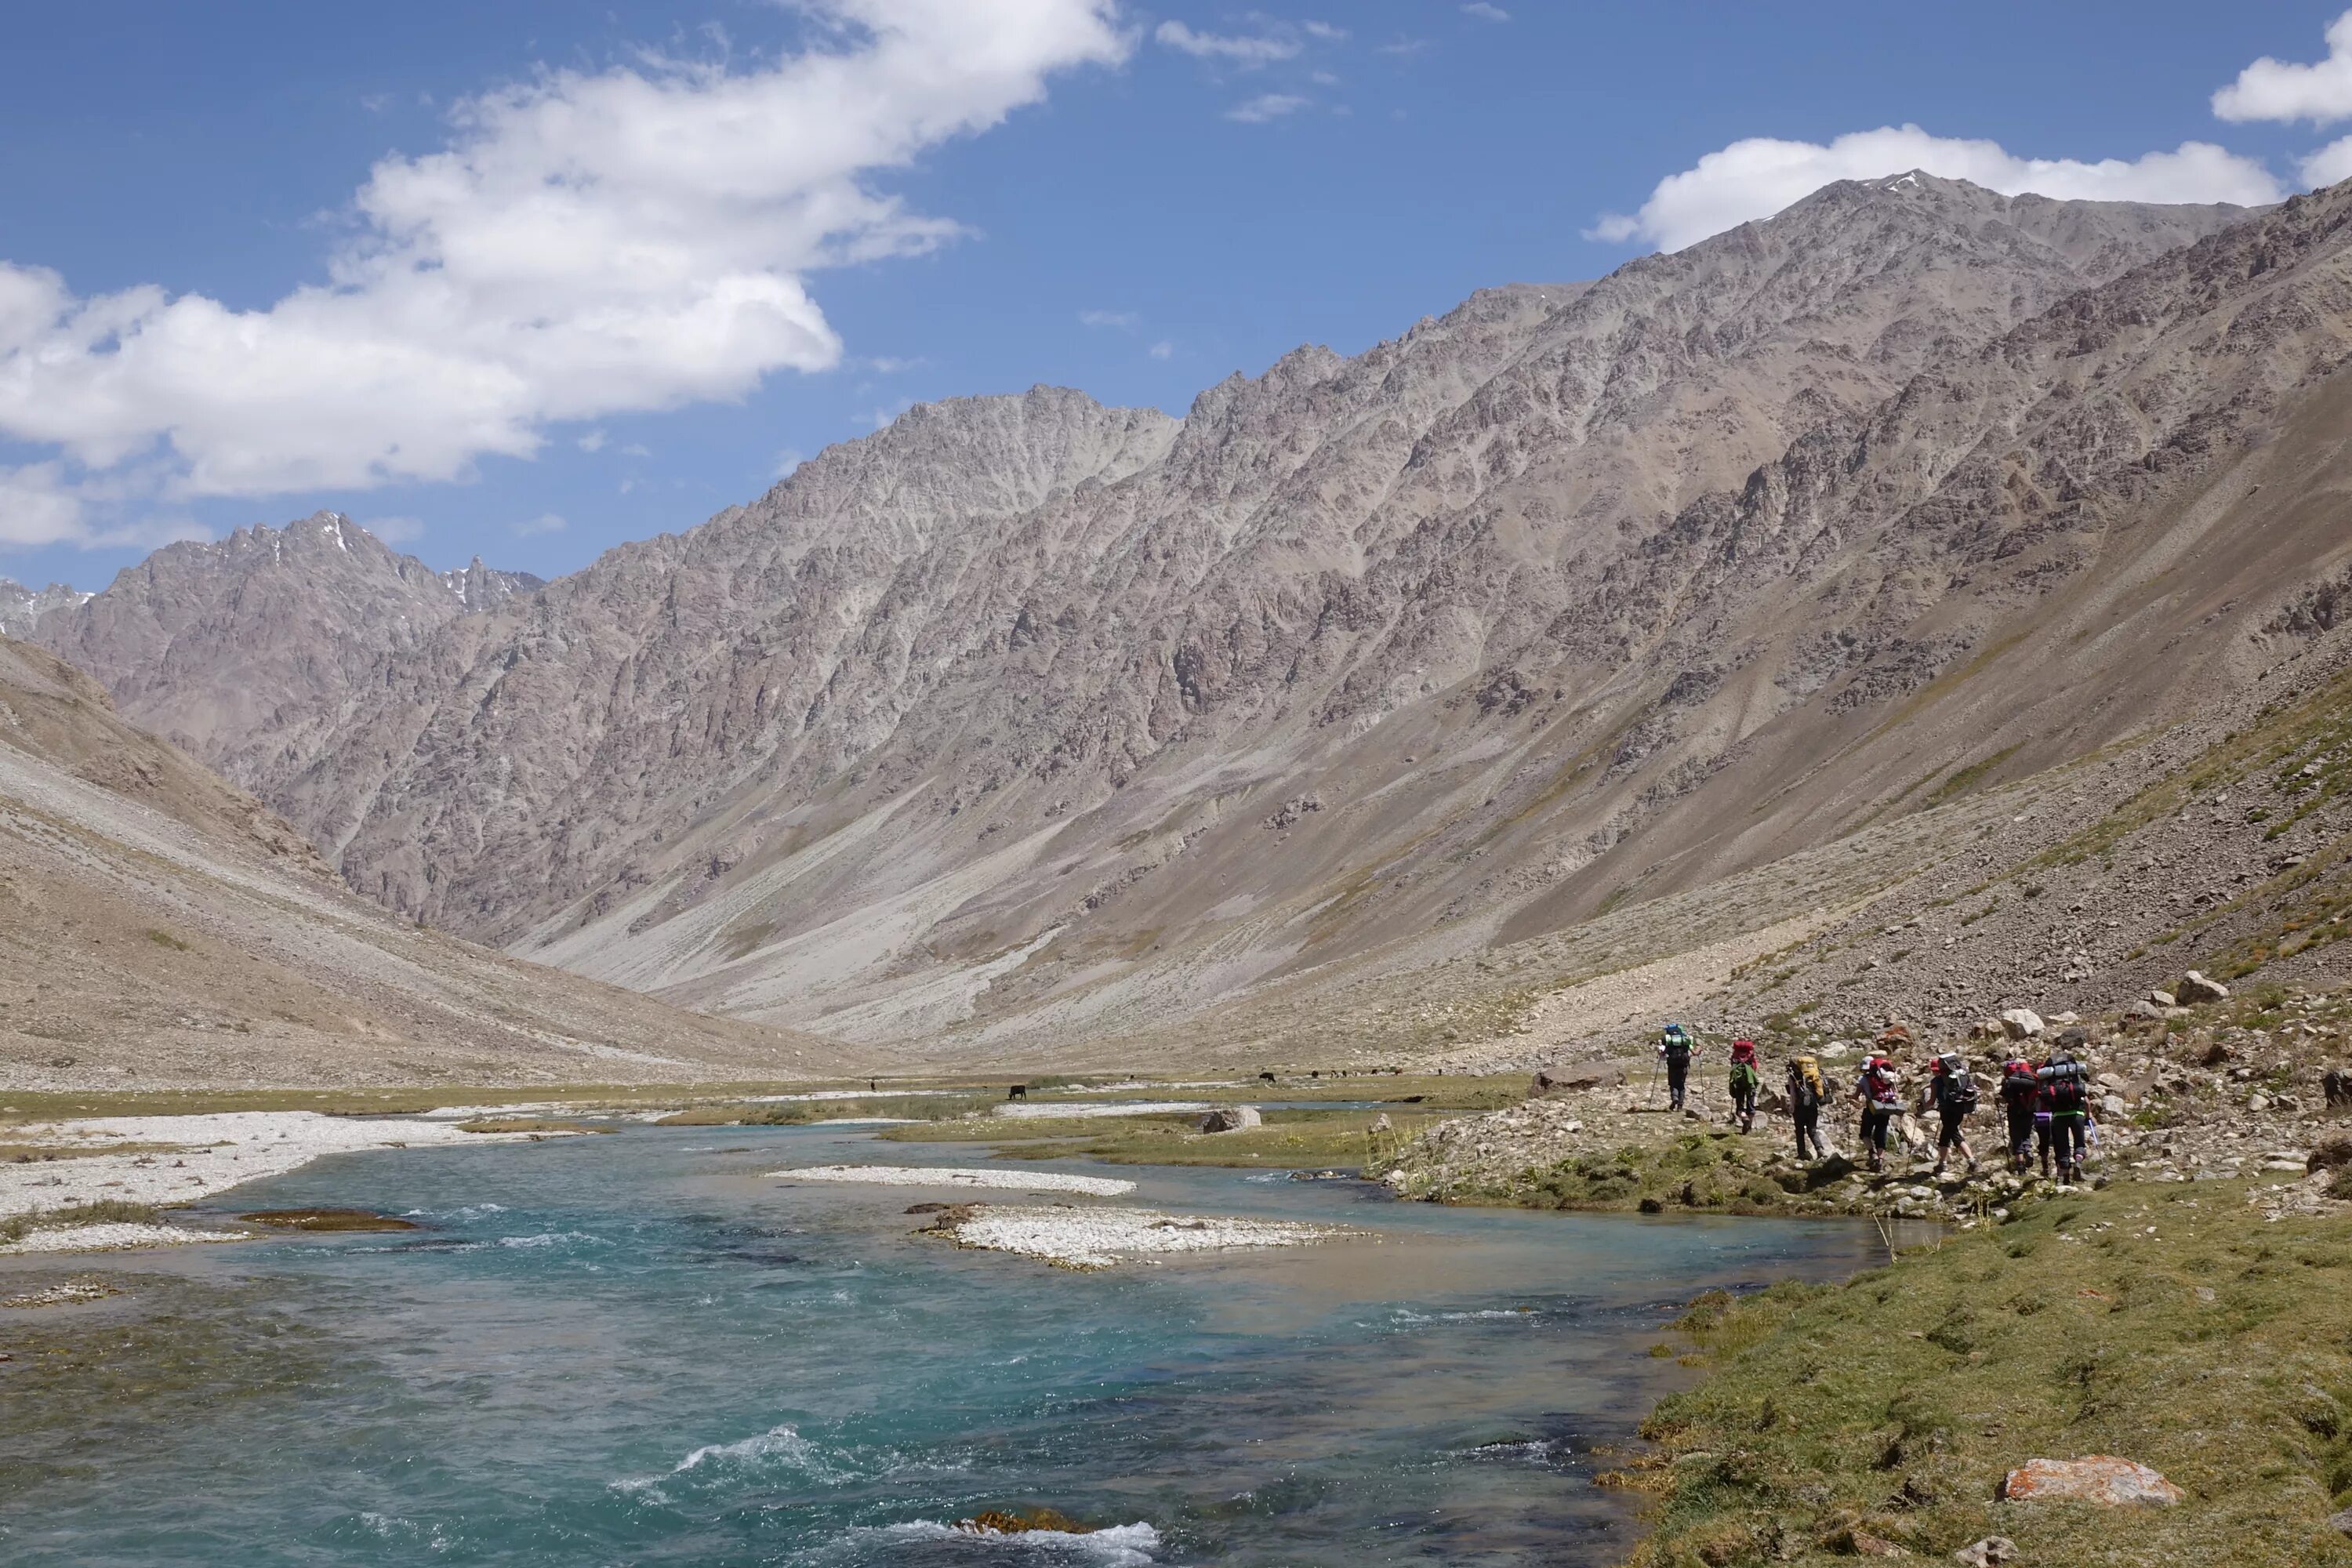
[{"left": 3, "top": 1, "right": 2350, "bottom": 592}]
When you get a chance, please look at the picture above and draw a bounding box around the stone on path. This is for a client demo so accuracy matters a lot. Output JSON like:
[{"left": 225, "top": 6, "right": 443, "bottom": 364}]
[
  {"left": 1198, "top": 1105, "right": 1262, "bottom": 1133},
  {"left": 1952, "top": 1538, "right": 2016, "bottom": 1566},
  {"left": 1998, "top": 1456, "right": 2183, "bottom": 1506},
  {"left": 2177, "top": 971, "right": 2230, "bottom": 1004},
  {"left": 1998, "top": 1008, "right": 2045, "bottom": 1040}
]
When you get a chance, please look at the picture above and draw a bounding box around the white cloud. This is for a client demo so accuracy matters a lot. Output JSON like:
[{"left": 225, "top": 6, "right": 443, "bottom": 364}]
[
  {"left": 361, "top": 514, "right": 426, "bottom": 543},
  {"left": 2215, "top": 10, "right": 2352, "bottom": 125},
  {"left": 0, "top": 0, "right": 1127, "bottom": 519},
  {"left": 619, "top": 442, "right": 652, "bottom": 458},
  {"left": 512, "top": 511, "right": 567, "bottom": 536},
  {"left": 1301, "top": 22, "right": 1348, "bottom": 42},
  {"left": 1461, "top": 3, "right": 1510, "bottom": 20},
  {"left": 576, "top": 429, "right": 608, "bottom": 452},
  {"left": 1154, "top": 21, "right": 1299, "bottom": 67},
  {"left": 1079, "top": 308, "right": 1139, "bottom": 329},
  {"left": 2304, "top": 134, "right": 2352, "bottom": 186},
  {"left": 1227, "top": 93, "right": 1309, "bottom": 124},
  {"left": 1149, "top": 339, "right": 1174, "bottom": 359},
  {"left": 1590, "top": 125, "right": 2284, "bottom": 252},
  {"left": 0, "top": 463, "right": 89, "bottom": 548}
]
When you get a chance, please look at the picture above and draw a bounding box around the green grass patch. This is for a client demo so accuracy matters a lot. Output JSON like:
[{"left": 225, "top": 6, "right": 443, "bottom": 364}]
[
  {"left": 877, "top": 1105, "right": 1445, "bottom": 1169},
  {"left": 1922, "top": 743, "right": 2026, "bottom": 811},
  {"left": 1628, "top": 1179, "right": 2352, "bottom": 1566}
]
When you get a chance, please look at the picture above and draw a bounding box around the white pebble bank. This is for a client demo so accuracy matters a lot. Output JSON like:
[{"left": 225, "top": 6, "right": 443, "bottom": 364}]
[
  {"left": 768, "top": 1164, "right": 1136, "bottom": 1196},
  {"left": 990, "top": 1101, "right": 1213, "bottom": 1120},
  {"left": 1, "top": 1222, "right": 252, "bottom": 1255},
  {"left": 941, "top": 1204, "right": 1364, "bottom": 1269}
]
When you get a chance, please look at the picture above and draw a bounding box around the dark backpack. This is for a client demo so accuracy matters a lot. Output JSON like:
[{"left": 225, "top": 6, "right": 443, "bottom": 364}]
[
  {"left": 2041, "top": 1058, "right": 2089, "bottom": 1113},
  {"left": 1940, "top": 1063, "right": 1979, "bottom": 1114},
  {"left": 2002, "top": 1065, "right": 2039, "bottom": 1105}
]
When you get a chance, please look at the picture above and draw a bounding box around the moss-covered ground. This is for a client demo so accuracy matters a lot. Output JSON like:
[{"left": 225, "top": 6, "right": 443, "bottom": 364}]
[
  {"left": 876, "top": 1105, "right": 1448, "bottom": 1168},
  {"left": 1624, "top": 1177, "right": 2352, "bottom": 1567}
]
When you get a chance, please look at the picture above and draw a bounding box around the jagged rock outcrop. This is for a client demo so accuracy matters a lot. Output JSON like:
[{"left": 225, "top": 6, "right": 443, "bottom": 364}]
[
  {"left": 53, "top": 172, "right": 2351, "bottom": 1065},
  {"left": 0, "top": 579, "right": 84, "bottom": 640},
  {"left": 38, "top": 512, "right": 540, "bottom": 790}
]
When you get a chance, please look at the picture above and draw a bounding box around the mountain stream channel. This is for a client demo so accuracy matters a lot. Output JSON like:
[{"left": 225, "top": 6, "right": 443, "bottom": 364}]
[{"left": 0, "top": 1117, "right": 1908, "bottom": 1566}]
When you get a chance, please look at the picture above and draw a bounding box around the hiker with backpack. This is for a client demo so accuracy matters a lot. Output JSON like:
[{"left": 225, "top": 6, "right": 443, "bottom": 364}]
[
  {"left": 1657, "top": 1024, "right": 1697, "bottom": 1112},
  {"left": 1925, "top": 1049, "right": 1980, "bottom": 1177},
  {"left": 1854, "top": 1054, "right": 1903, "bottom": 1174},
  {"left": 2038, "top": 1047, "right": 2092, "bottom": 1185},
  {"left": 1727, "top": 1038, "right": 1762, "bottom": 1133},
  {"left": 1998, "top": 1054, "right": 2040, "bottom": 1174},
  {"left": 1786, "top": 1052, "right": 1830, "bottom": 1159}
]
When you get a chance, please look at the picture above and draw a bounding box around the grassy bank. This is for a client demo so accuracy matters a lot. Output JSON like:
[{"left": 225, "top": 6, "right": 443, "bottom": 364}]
[
  {"left": 876, "top": 1105, "right": 1442, "bottom": 1168},
  {"left": 1624, "top": 1177, "right": 2352, "bottom": 1566}
]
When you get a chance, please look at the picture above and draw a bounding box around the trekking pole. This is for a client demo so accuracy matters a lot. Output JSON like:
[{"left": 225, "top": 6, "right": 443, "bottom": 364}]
[{"left": 1647, "top": 1054, "right": 1661, "bottom": 1107}]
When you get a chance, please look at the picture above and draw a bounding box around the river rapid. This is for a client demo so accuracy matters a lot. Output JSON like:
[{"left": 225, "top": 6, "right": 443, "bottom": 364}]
[{"left": 0, "top": 1122, "right": 1889, "bottom": 1566}]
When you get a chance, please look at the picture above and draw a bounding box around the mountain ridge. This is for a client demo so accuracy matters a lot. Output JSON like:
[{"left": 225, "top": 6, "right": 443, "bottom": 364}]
[{"left": 37, "top": 172, "right": 2323, "bottom": 1066}]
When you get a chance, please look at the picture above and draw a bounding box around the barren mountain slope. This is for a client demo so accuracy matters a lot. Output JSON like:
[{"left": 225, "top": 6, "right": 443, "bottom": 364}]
[
  {"left": 1009, "top": 177, "right": 2352, "bottom": 1069},
  {"left": 109, "top": 177, "right": 2240, "bottom": 1040},
  {"left": 0, "top": 635, "right": 842, "bottom": 1088},
  {"left": 38, "top": 511, "right": 542, "bottom": 789},
  {"left": 37, "top": 176, "right": 2274, "bottom": 1062}
]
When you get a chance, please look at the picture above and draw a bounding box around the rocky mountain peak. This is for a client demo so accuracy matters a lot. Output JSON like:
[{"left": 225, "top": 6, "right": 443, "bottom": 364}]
[
  {"left": 35, "top": 176, "right": 2310, "bottom": 1065},
  {"left": 0, "top": 577, "right": 87, "bottom": 639},
  {"left": 35, "top": 510, "right": 545, "bottom": 788}
]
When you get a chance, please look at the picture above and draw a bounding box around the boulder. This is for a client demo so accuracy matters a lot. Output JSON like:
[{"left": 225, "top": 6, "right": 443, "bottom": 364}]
[
  {"left": 1998, "top": 1009, "right": 2045, "bottom": 1041},
  {"left": 2177, "top": 971, "right": 2230, "bottom": 1004},
  {"left": 2329, "top": 1506, "right": 2352, "bottom": 1538},
  {"left": 2307, "top": 1135, "right": 2352, "bottom": 1174},
  {"left": 1998, "top": 1456, "right": 2183, "bottom": 1506},
  {"left": 1952, "top": 1538, "right": 2017, "bottom": 1567},
  {"left": 1198, "top": 1105, "right": 1262, "bottom": 1134},
  {"left": 2147, "top": 990, "right": 2177, "bottom": 1008}
]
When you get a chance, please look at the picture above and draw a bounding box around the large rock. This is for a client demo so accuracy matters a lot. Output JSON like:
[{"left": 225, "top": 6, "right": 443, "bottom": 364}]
[
  {"left": 1952, "top": 1539, "right": 2016, "bottom": 1567},
  {"left": 2177, "top": 971, "right": 2230, "bottom": 1004},
  {"left": 1198, "top": 1105, "right": 1263, "bottom": 1134},
  {"left": 1998, "top": 1009, "right": 2045, "bottom": 1041},
  {"left": 1998, "top": 1456, "right": 2183, "bottom": 1506}
]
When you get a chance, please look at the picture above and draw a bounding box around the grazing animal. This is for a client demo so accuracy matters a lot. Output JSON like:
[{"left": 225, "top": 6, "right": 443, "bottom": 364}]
[
  {"left": 2324, "top": 1067, "right": 2352, "bottom": 1109},
  {"left": 1007, "top": 1084, "right": 1028, "bottom": 1102},
  {"left": 1259, "top": 1071, "right": 1277, "bottom": 1083}
]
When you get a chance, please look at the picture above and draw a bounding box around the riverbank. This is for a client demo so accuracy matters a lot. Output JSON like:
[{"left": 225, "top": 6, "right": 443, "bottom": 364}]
[
  {"left": 0, "top": 1110, "right": 584, "bottom": 1252},
  {"left": 1620, "top": 1174, "right": 2352, "bottom": 1566},
  {"left": 1381, "top": 981, "right": 2352, "bottom": 1225}
]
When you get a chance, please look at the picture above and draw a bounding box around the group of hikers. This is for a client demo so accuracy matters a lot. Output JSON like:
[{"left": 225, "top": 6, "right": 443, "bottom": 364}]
[{"left": 1654, "top": 1021, "right": 2100, "bottom": 1182}]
